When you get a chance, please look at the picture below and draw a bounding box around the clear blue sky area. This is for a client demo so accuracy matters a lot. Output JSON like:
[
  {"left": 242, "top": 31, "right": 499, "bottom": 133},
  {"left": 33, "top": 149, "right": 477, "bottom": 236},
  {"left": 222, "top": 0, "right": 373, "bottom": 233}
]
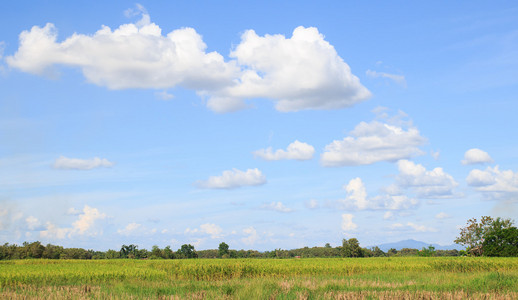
[{"left": 1, "top": 1, "right": 517, "bottom": 251}]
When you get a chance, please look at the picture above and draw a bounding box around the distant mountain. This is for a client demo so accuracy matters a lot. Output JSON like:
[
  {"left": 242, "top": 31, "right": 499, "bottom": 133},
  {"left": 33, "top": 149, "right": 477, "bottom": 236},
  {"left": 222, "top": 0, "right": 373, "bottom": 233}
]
[{"left": 372, "top": 239, "right": 464, "bottom": 252}]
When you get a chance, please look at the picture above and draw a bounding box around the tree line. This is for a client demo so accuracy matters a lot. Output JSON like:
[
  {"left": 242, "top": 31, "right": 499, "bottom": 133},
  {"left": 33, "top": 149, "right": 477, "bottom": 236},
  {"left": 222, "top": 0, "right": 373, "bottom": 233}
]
[
  {"left": 0, "top": 240, "right": 461, "bottom": 260},
  {"left": 1, "top": 216, "right": 515, "bottom": 260}
]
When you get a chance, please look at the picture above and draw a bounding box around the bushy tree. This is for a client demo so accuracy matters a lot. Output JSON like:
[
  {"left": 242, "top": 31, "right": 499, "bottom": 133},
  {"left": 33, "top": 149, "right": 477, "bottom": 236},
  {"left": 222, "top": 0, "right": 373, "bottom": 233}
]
[
  {"left": 177, "top": 244, "right": 197, "bottom": 258},
  {"left": 163, "top": 246, "right": 175, "bottom": 259},
  {"left": 342, "top": 238, "right": 363, "bottom": 257},
  {"left": 218, "top": 242, "right": 229, "bottom": 258},
  {"left": 455, "top": 216, "right": 516, "bottom": 256},
  {"left": 482, "top": 226, "right": 518, "bottom": 257},
  {"left": 419, "top": 245, "right": 436, "bottom": 257}
]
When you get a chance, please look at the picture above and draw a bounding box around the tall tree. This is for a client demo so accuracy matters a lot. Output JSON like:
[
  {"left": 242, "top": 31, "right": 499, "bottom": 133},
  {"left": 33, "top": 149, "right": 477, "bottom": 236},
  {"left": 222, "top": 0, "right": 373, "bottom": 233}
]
[{"left": 218, "top": 242, "right": 229, "bottom": 258}]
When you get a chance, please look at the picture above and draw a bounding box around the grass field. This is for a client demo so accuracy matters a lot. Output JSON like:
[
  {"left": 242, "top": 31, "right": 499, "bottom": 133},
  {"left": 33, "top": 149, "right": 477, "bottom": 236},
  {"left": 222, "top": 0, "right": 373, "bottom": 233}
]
[{"left": 1, "top": 257, "right": 517, "bottom": 299}]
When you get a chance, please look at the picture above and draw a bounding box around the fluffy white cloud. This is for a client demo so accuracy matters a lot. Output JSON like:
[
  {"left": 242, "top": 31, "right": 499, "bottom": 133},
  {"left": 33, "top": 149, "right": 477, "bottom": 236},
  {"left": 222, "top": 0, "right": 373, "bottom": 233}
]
[
  {"left": 6, "top": 7, "right": 369, "bottom": 113},
  {"left": 321, "top": 116, "right": 426, "bottom": 166},
  {"left": 53, "top": 156, "right": 114, "bottom": 170},
  {"left": 262, "top": 201, "right": 293, "bottom": 213},
  {"left": 253, "top": 140, "right": 314, "bottom": 161},
  {"left": 6, "top": 18, "right": 238, "bottom": 91},
  {"left": 241, "top": 226, "right": 259, "bottom": 245},
  {"left": 40, "top": 222, "right": 70, "bottom": 239},
  {"left": 40, "top": 205, "right": 106, "bottom": 239},
  {"left": 196, "top": 168, "right": 266, "bottom": 189},
  {"left": 25, "top": 216, "right": 40, "bottom": 230},
  {"left": 389, "top": 222, "right": 437, "bottom": 232},
  {"left": 344, "top": 178, "right": 368, "bottom": 210},
  {"left": 366, "top": 69, "right": 406, "bottom": 87},
  {"left": 185, "top": 223, "right": 223, "bottom": 239},
  {"left": 462, "top": 148, "right": 493, "bottom": 165},
  {"left": 72, "top": 206, "right": 106, "bottom": 235},
  {"left": 210, "top": 26, "right": 370, "bottom": 112},
  {"left": 117, "top": 222, "right": 142, "bottom": 236},
  {"left": 199, "top": 223, "right": 223, "bottom": 239},
  {"left": 466, "top": 166, "right": 518, "bottom": 200},
  {"left": 339, "top": 178, "right": 418, "bottom": 211},
  {"left": 397, "top": 160, "right": 458, "bottom": 199},
  {"left": 341, "top": 214, "right": 357, "bottom": 231}
]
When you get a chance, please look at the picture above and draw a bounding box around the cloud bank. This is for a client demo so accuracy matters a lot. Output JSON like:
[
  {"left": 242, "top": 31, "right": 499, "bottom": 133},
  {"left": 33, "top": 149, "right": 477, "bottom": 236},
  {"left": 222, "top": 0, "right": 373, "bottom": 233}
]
[{"left": 6, "top": 7, "right": 370, "bottom": 113}]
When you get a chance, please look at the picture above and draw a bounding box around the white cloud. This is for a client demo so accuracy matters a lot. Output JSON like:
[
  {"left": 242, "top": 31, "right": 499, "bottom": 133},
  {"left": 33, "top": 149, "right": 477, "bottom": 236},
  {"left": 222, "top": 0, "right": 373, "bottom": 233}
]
[
  {"left": 397, "top": 160, "right": 459, "bottom": 199},
  {"left": 435, "top": 212, "right": 451, "bottom": 219},
  {"left": 210, "top": 26, "right": 370, "bottom": 112},
  {"left": 462, "top": 148, "right": 493, "bottom": 165},
  {"left": 338, "top": 178, "right": 418, "bottom": 211},
  {"left": 253, "top": 140, "right": 314, "bottom": 161},
  {"left": 53, "top": 156, "right": 114, "bottom": 170},
  {"left": 320, "top": 114, "right": 426, "bottom": 166},
  {"left": 383, "top": 211, "right": 394, "bottom": 220},
  {"left": 154, "top": 90, "right": 174, "bottom": 100},
  {"left": 466, "top": 166, "right": 518, "bottom": 200},
  {"left": 25, "top": 216, "right": 39, "bottom": 230},
  {"left": 6, "top": 20, "right": 238, "bottom": 91},
  {"left": 306, "top": 199, "right": 319, "bottom": 209},
  {"left": 344, "top": 177, "right": 368, "bottom": 210},
  {"left": 117, "top": 222, "right": 142, "bottom": 236},
  {"left": 241, "top": 226, "right": 259, "bottom": 245},
  {"left": 389, "top": 222, "right": 437, "bottom": 232},
  {"left": 0, "top": 41, "right": 5, "bottom": 59},
  {"left": 40, "top": 222, "right": 70, "bottom": 239},
  {"left": 431, "top": 150, "right": 440, "bottom": 160},
  {"left": 262, "top": 201, "right": 293, "bottom": 213},
  {"left": 366, "top": 69, "right": 406, "bottom": 87},
  {"left": 199, "top": 223, "right": 223, "bottom": 239},
  {"left": 6, "top": 9, "right": 370, "bottom": 113},
  {"left": 196, "top": 168, "right": 266, "bottom": 189},
  {"left": 39, "top": 205, "right": 106, "bottom": 239},
  {"left": 67, "top": 207, "right": 81, "bottom": 215},
  {"left": 341, "top": 214, "right": 357, "bottom": 232},
  {"left": 72, "top": 205, "right": 106, "bottom": 235}
]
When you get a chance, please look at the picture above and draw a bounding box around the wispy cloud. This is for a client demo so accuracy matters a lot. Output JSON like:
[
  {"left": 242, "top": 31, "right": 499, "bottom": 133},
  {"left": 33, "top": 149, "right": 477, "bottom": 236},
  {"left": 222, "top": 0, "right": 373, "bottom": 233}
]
[
  {"left": 261, "top": 201, "right": 293, "bottom": 213},
  {"left": 53, "top": 156, "right": 114, "bottom": 170},
  {"left": 366, "top": 69, "right": 407, "bottom": 87},
  {"left": 196, "top": 168, "right": 266, "bottom": 189}
]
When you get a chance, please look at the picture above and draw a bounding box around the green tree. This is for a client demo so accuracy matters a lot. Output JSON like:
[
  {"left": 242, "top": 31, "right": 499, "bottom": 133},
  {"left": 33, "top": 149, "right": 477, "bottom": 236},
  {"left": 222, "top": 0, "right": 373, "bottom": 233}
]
[
  {"left": 419, "top": 245, "right": 436, "bottom": 257},
  {"left": 218, "top": 242, "right": 229, "bottom": 258},
  {"left": 342, "top": 238, "right": 363, "bottom": 257},
  {"left": 177, "top": 244, "right": 197, "bottom": 259},
  {"left": 482, "top": 226, "right": 518, "bottom": 257},
  {"left": 163, "top": 246, "right": 175, "bottom": 259},
  {"left": 370, "top": 246, "right": 386, "bottom": 257},
  {"left": 455, "top": 216, "right": 515, "bottom": 256}
]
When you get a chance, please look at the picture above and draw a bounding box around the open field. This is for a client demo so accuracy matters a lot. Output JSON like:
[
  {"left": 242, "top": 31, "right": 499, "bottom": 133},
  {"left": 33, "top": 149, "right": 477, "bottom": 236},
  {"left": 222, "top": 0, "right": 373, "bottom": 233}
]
[{"left": 1, "top": 257, "right": 517, "bottom": 299}]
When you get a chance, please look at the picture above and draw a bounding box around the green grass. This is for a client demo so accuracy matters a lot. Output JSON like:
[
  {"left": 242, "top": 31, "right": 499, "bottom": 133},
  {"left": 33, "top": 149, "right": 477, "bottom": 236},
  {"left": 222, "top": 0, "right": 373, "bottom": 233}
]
[{"left": 1, "top": 257, "right": 517, "bottom": 299}]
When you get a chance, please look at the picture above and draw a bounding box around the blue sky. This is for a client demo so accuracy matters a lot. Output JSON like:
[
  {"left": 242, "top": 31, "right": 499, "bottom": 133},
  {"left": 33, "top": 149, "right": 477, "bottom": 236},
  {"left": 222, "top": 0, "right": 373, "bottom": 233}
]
[{"left": 1, "top": 1, "right": 517, "bottom": 251}]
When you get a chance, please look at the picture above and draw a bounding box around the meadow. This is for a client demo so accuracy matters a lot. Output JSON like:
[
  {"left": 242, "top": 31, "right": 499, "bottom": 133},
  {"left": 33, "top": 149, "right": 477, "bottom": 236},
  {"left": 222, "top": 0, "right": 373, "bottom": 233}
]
[{"left": 1, "top": 257, "right": 517, "bottom": 299}]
